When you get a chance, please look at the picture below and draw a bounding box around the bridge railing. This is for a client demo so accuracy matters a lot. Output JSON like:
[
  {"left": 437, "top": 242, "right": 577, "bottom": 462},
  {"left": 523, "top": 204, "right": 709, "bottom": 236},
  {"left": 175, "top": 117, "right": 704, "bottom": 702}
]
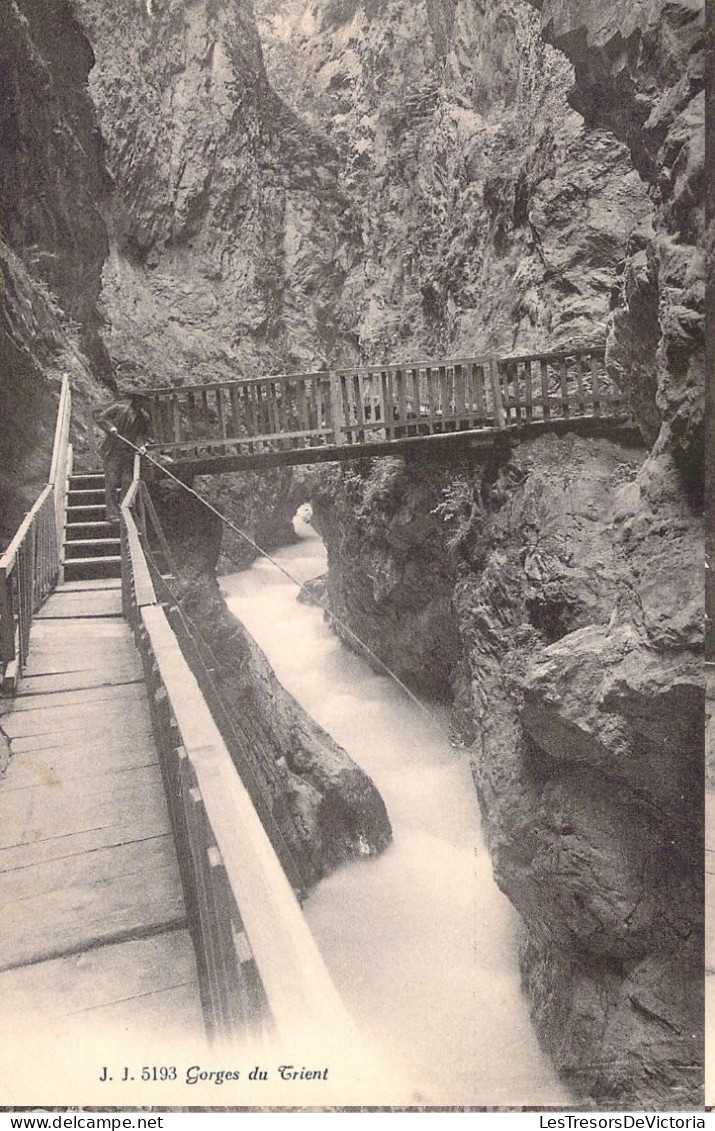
[
  {"left": 1, "top": 375, "right": 72, "bottom": 695},
  {"left": 139, "top": 345, "right": 625, "bottom": 461},
  {"left": 119, "top": 463, "right": 358, "bottom": 1049}
]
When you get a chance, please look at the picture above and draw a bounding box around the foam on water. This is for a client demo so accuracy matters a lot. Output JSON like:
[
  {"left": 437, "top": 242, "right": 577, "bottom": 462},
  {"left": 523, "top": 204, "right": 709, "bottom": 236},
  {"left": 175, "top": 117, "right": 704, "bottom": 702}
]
[{"left": 221, "top": 511, "right": 569, "bottom": 1106}]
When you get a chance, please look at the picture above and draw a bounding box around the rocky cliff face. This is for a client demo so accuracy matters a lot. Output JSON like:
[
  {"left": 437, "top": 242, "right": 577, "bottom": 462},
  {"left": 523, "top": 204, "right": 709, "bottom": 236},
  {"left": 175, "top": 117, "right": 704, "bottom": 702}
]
[
  {"left": 255, "top": 0, "right": 652, "bottom": 362},
  {"left": 0, "top": 0, "right": 110, "bottom": 541},
  {"left": 526, "top": 0, "right": 705, "bottom": 493},
  {"left": 312, "top": 431, "right": 703, "bottom": 1108},
  {"left": 70, "top": 0, "right": 361, "bottom": 384},
  {"left": 296, "top": 0, "right": 704, "bottom": 1108}
]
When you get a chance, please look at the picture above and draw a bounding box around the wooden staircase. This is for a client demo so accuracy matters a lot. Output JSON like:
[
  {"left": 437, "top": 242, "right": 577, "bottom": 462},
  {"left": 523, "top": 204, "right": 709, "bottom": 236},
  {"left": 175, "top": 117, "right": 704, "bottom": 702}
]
[{"left": 63, "top": 473, "right": 121, "bottom": 582}]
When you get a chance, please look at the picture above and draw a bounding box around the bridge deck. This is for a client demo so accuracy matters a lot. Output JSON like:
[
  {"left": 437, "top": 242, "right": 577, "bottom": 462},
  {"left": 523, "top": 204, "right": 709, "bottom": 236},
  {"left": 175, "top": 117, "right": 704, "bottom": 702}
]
[{"left": 0, "top": 578, "right": 204, "bottom": 1057}]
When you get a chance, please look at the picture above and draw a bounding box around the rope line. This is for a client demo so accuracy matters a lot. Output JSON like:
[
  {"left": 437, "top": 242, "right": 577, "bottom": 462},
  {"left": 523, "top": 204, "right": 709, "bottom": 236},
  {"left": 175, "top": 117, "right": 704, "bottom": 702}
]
[{"left": 111, "top": 429, "right": 439, "bottom": 725}]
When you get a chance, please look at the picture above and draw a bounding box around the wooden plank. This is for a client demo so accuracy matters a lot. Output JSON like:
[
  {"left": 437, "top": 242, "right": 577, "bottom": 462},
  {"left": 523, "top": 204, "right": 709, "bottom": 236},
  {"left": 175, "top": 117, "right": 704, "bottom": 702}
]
[
  {"left": 1, "top": 736, "right": 158, "bottom": 792},
  {"left": 0, "top": 835, "right": 185, "bottom": 971},
  {"left": 58, "top": 578, "right": 122, "bottom": 593},
  {"left": 22, "top": 649, "right": 139, "bottom": 678},
  {"left": 36, "top": 591, "right": 123, "bottom": 619},
  {"left": 338, "top": 374, "right": 352, "bottom": 443},
  {"left": 489, "top": 359, "right": 505, "bottom": 428},
  {"left": 6, "top": 720, "right": 154, "bottom": 756},
  {"left": 0, "top": 930, "right": 200, "bottom": 1024},
  {"left": 0, "top": 762, "right": 169, "bottom": 850},
  {"left": 385, "top": 369, "right": 398, "bottom": 439},
  {"left": 16, "top": 668, "right": 142, "bottom": 696},
  {"left": 1, "top": 696, "right": 152, "bottom": 741},
  {"left": 29, "top": 617, "right": 127, "bottom": 639},
  {"left": 229, "top": 386, "right": 242, "bottom": 438},
  {"left": 396, "top": 368, "right": 407, "bottom": 431},
  {"left": 215, "top": 387, "right": 226, "bottom": 442},
  {"left": 540, "top": 359, "right": 551, "bottom": 421},
  {"left": 590, "top": 354, "right": 601, "bottom": 416},
  {"left": 353, "top": 373, "right": 366, "bottom": 442},
  {"left": 69, "top": 974, "right": 204, "bottom": 1037},
  {"left": 171, "top": 395, "right": 181, "bottom": 444},
  {"left": 559, "top": 357, "right": 570, "bottom": 417},
  {"left": 426, "top": 367, "right": 437, "bottom": 432},
  {"left": 0, "top": 803, "right": 164, "bottom": 875},
  {"left": 473, "top": 364, "right": 486, "bottom": 420},
  {"left": 295, "top": 378, "right": 309, "bottom": 438},
  {"left": 439, "top": 365, "right": 449, "bottom": 423},
  {"left": 6, "top": 680, "right": 148, "bottom": 715},
  {"left": 454, "top": 363, "right": 466, "bottom": 424},
  {"left": 576, "top": 355, "right": 587, "bottom": 414}
]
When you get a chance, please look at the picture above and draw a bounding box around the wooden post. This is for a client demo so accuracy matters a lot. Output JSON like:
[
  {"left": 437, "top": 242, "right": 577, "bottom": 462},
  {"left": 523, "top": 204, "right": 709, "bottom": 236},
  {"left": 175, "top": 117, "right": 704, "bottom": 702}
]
[
  {"left": 590, "top": 353, "right": 601, "bottom": 417},
  {"left": 353, "top": 373, "right": 366, "bottom": 443},
  {"left": 88, "top": 413, "right": 98, "bottom": 471},
  {"left": 524, "top": 360, "right": 533, "bottom": 423},
  {"left": 327, "top": 373, "right": 344, "bottom": 446},
  {"left": 0, "top": 567, "right": 15, "bottom": 679},
  {"left": 576, "top": 354, "right": 587, "bottom": 416},
  {"left": 489, "top": 359, "right": 505, "bottom": 429},
  {"left": 559, "top": 358, "right": 570, "bottom": 418},
  {"left": 540, "top": 359, "right": 550, "bottom": 421}
]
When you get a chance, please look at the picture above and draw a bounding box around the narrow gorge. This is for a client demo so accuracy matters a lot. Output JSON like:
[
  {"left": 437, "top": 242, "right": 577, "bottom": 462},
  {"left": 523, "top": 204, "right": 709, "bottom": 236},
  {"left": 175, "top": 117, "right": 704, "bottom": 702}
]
[{"left": 0, "top": 0, "right": 706, "bottom": 1111}]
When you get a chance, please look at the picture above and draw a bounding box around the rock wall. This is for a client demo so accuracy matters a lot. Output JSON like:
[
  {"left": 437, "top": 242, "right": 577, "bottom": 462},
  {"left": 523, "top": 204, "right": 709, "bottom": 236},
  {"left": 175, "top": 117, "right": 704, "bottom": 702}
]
[
  {"left": 70, "top": 0, "right": 361, "bottom": 385},
  {"left": 255, "top": 0, "right": 652, "bottom": 362},
  {"left": 295, "top": 0, "right": 704, "bottom": 1107},
  {"left": 526, "top": 0, "right": 705, "bottom": 493},
  {"left": 0, "top": 0, "right": 110, "bottom": 541},
  {"left": 312, "top": 432, "right": 703, "bottom": 1107}
]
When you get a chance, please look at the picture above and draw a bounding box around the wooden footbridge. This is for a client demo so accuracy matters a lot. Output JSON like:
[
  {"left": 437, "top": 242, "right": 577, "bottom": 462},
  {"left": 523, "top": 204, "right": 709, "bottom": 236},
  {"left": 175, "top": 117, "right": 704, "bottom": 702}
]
[
  {"left": 138, "top": 346, "right": 631, "bottom": 474},
  {"left": 0, "top": 345, "right": 632, "bottom": 1075}
]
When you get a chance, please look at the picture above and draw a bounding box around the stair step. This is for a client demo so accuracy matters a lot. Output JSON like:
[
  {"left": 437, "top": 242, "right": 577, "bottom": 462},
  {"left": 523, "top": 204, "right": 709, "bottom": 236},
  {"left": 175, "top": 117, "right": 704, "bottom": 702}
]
[
  {"left": 68, "top": 489, "right": 105, "bottom": 503},
  {"left": 66, "top": 522, "right": 115, "bottom": 538},
  {"left": 63, "top": 556, "right": 122, "bottom": 581},
  {"left": 70, "top": 474, "right": 104, "bottom": 486},
  {"left": 64, "top": 539, "right": 121, "bottom": 560},
  {"left": 67, "top": 505, "right": 107, "bottom": 522}
]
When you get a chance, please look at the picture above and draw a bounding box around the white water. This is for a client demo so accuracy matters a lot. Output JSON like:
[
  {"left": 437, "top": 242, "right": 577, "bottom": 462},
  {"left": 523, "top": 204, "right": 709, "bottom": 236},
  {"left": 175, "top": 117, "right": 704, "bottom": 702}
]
[{"left": 221, "top": 511, "right": 569, "bottom": 1107}]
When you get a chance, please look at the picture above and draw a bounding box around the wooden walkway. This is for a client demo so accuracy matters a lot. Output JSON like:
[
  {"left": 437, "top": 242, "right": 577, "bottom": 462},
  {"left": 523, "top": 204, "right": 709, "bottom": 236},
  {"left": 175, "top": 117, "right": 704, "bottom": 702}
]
[
  {"left": 0, "top": 577, "right": 204, "bottom": 1049},
  {"left": 136, "top": 346, "right": 634, "bottom": 475}
]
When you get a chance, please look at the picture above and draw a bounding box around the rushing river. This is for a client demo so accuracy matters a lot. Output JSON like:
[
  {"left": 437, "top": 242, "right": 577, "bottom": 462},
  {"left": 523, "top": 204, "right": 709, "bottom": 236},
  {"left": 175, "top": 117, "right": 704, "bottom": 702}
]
[{"left": 221, "top": 510, "right": 568, "bottom": 1107}]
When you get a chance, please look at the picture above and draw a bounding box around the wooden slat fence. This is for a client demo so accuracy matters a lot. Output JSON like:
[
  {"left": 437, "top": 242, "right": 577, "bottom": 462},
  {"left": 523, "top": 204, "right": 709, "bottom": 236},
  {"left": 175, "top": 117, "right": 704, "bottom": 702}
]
[
  {"left": 139, "top": 346, "right": 626, "bottom": 466},
  {"left": 1, "top": 375, "right": 72, "bottom": 694}
]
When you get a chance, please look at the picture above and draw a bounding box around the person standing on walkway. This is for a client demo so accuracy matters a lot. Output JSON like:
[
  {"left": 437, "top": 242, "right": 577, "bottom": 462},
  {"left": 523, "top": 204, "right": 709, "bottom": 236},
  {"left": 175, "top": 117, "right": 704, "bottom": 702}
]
[{"left": 96, "top": 392, "right": 151, "bottom": 522}]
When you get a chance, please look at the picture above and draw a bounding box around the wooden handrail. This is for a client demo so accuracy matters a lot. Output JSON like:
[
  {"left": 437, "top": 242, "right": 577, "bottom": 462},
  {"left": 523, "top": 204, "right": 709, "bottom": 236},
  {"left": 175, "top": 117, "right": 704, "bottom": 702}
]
[
  {"left": 118, "top": 461, "right": 358, "bottom": 1048},
  {"left": 138, "top": 344, "right": 626, "bottom": 466},
  {"left": 1, "top": 375, "right": 71, "bottom": 694}
]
